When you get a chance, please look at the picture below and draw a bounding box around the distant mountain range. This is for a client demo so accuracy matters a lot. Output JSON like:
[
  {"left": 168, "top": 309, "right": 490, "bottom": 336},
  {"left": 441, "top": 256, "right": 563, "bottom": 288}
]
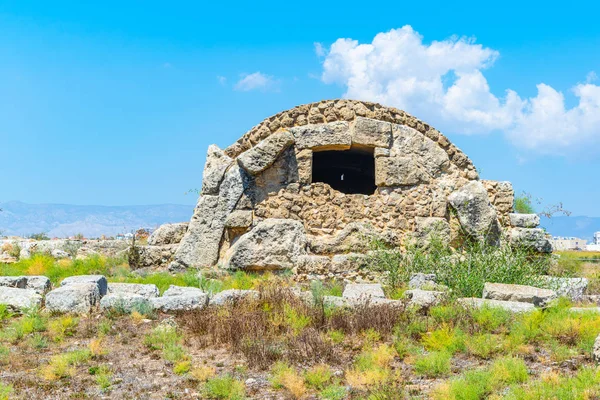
[
  {"left": 540, "top": 216, "right": 600, "bottom": 242},
  {"left": 0, "top": 201, "right": 194, "bottom": 238}
]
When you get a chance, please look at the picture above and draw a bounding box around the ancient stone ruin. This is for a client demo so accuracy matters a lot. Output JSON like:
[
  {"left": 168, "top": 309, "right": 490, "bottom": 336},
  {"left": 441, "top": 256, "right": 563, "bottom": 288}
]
[{"left": 168, "top": 99, "right": 551, "bottom": 279}]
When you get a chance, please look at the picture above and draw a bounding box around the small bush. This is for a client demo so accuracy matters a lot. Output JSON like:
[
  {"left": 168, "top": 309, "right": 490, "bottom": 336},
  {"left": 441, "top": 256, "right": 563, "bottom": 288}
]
[
  {"left": 41, "top": 349, "right": 92, "bottom": 380},
  {"left": 191, "top": 365, "right": 216, "bottom": 382},
  {"left": 48, "top": 315, "right": 78, "bottom": 342},
  {"left": 203, "top": 375, "right": 245, "bottom": 400},
  {"left": 413, "top": 351, "right": 451, "bottom": 378},
  {"left": 320, "top": 384, "right": 347, "bottom": 400},
  {"left": 173, "top": 360, "right": 191, "bottom": 375},
  {"left": 304, "top": 364, "right": 332, "bottom": 390},
  {"left": 93, "top": 364, "right": 112, "bottom": 391},
  {"left": 0, "top": 382, "right": 13, "bottom": 400},
  {"left": 422, "top": 326, "right": 465, "bottom": 354},
  {"left": 466, "top": 333, "right": 504, "bottom": 359}
]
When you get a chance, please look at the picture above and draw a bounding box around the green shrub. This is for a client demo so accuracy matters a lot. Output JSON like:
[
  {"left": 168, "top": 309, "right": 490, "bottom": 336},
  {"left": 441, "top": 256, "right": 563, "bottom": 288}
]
[
  {"left": 0, "top": 382, "right": 13, "bottom": 400},
  {"left": 203, "top": 375, "right": 245, "bottom": 399},
  {"left": 413, "top": 351, "right": 451, "bottom": 378},
  {"left": 303, "top": 364, "right": 332, "bottom": 390},
  {"left": 320, "top": 384, "right": 347, "bottom": 400}
]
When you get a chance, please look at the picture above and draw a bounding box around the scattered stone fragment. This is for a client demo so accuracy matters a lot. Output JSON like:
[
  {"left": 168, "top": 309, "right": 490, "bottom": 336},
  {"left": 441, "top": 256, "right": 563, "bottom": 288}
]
[
  {"left": 457, "top": 298, "right": 535, "bottom": 313},
  {"left": 342, "top": 284, "right": 385, "bottom": 301},
  {"left": 107, "top": 283, "right": 159, "bottom": 298},
  {"left": 45, "top": 283, "right": 100, "bottom": 314},
  {"left": 408, "top": 273, "right": 437, "bottom": 290},
  {"left": 148, "top": 223, "right": 189, "bottom": 246},
  {"left": 482, "top": 282, "right": 556, "bottom": 307},
  {"left": 508, "top": 228, "right": 553, "bottom": 253},
  {"left": 405, "top": 289, "right": 446, "bottom": 310},
  {"left": 208, "top": 289, "right": 259, "bottom": 306},
  {"left": 0, "top": 287, "right": 43, "bottom": 312},
  {"left": 51, "top": 249, "right": 71, "bottom": 259},
  {"left": 61, "top": 275, "right": 108, "bottom": 296}
]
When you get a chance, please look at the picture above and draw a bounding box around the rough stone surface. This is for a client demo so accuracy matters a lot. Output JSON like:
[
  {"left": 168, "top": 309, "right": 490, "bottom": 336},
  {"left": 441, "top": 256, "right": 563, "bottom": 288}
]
[
  {"left": 413, "top": 217, "right": 451, "bottom": 247},
  {"left": 45, "top": 283, "right": 100, "bottom": 314},
  {"left": 538, "top": 276, "right": 588, "bottom": 302},
  {"left": 342, "top": 284, "right": 385, "bottom": 300},
  {"left": 375, "top": 156, "right": 426, "bottom": 187},
  {"left": 148, "top": 223, "right": 189, "bottom": 246},
  {"left": 352, "top": 117, "right": 392, "bottom": 148},
  {"left": 408, "top": 273, "right": 437, "bottom": 290},
  {"left": 457, "top": 297, "right": 536, "bottom": 313},
  {"left": 448, "top": 181, "right": 501, "bottom": 244},
  {"left": 163, "top": 285, "right": 204, "bottom": 297},
  {"left": 223, "top": 219, "right": 307, "bottom": 271},
  {"left": 391, "top": 124, "right": 450, "bottom": 178},
  {"left": 201, "top": 144, "right": 233, "bottom": 195},
  {"left": 100, "top": 293, "right": 151, "bottom": 312},
  {"left": 172, "top": 165, "right": 248, "bottom": 269},
  {"left": 0, "top": 287, "right": 42, "bottom": 311},
  {"left": 0, "top": 276, "right": 27, "bottom": 289},
  {"left": 509, "top": 213, "right": 540, "bottom": 228},
  {"left": 308, "top": 222, "right": 385, "bottom": 254},
  {"left": 509, "top": 228, "right": 553, "bottom": 253},
  {"left": 237, "top": 130, "right": 295, "bottom": 175},
  {"left": 594, "top": 334, "right": 600, "bottom": 363},
  {"left": 108, "top": 283, "right": 159, "bottom": 298},
  {"left": 25, "top": 276, "right": 52, "bottom": 294},
  {"left": 482, "top": 282, "right": 557, "bottom": 307},
  {"left": 137, "top": 244, "right": 179, "bottom": 269},
  {"left": 209, "top": 289, "right": 259, "bottom": 306},
  {"left": 405, "top": 289, "right": 446, "bottom": 310},
  {"left": 61, "top": 275, "right": 108, "bottom": 296},
  {"left": 150, "top": 293, "right": 208, "bottom": 313},
  {"left": 295, "top": 255, "right": 332, "bottom": 275},
  {"left": 289, "top": 121, "right": 351, "bottom": 150},
  {"left": 224, "top": 210, "right": 253, "bottom": 229},
  {"left": 51, "top": 249, "right": 71, "bottom": 259}
]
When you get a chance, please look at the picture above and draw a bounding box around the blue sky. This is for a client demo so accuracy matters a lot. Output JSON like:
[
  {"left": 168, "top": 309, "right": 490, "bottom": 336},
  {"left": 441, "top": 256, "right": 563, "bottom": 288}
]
[{"left": 1, "top": 0, "right": 599, "bottom": 217}]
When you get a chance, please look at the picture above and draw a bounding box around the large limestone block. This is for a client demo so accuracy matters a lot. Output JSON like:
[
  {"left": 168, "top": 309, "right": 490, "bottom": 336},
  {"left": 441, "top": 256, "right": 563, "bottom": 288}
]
[
  {"left": 342, "top": 284, "right": 385, "bottom": 300},
  {"left": 308, "top": 222, "right": 383, "bottom": 254},
  {"left": 457, "top": 298, "right": 535, "bottom": 313},
  {"left": 163, "top": 285, "right": 204, "bottom": 297},
  {"left": 0, "top": 287, "right": 42, "bottom": 311},
  {"left": 0, "top": 276, "right": 27, "bottom": 289},
  {"left": 538, "top": 276, "right": 588, "bottom": 302},
  {"left": 375, "top": 156, "right": 427, "bottom": 186},
  {"left": 150, "top": 293, "right": 208, "bottom": 313},
  {"left": 237, "top": 131, "right": 295, "bottom": 175},
  {"left": 482, "top": 283, "right": 556, "bottom": 307},
  {"left": 392, "top": 125, "right": 450, "bottom": 178},
  {"left": 295, "top": 255, "right": 332, "bottom": 275},
  {"left": 137, "top": 244, "right": 178, "bottom": 268},
  {"left": 25, "top": 276, "right": 52, "bottom": 294},
  {"left": 406, "top": 289, "right": 447, "bottom": 310},
  {"left": 108, "top": 283, "right": 159, "bottom": 298},
  {"left": 45, "top": 283, "right": 100, "bottom": 314},
  {"left": 289, "top": 121, "right": 351, "bottom": 150},
  {"left": 331, "top": 253, "right": 367, "bottom": 273},
  {"left": 100, "top": 293, "right": 151, "bottom": 313},
  {"left": 509, "top": 228, "right": 552, "bottom": 253},
  {"left": 448, "top": 181, "right": 501, "bottom": 244},
  {"left": 148, "top": 223, "right": 189, "bottom": 245},
  {"left": 61, "top": 275, "right": 108, "bottom": 296},
  {"left": 223, "top": 219, "right": 307, "bottom": 271},
  {"left": 224, "top": 210, "right": 253, "bottom": 229},
  {"left": 172, "top": 166, "right": 248, "bottom": 269},
  {"left": 509, "top": 213, "right": 540, "bottom": 228},
  {"left": 352, "top": 117, "right": 392, "bottom": 148},
  {"left": 201, "top": 144, "right": 233, "bottom": 195}
]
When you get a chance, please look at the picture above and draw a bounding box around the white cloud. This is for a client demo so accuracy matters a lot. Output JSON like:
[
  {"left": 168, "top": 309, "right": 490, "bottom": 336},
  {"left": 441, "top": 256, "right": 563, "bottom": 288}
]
[
  {"left": 234, "top": 72, "right": 279, "bottom": 92},
  {"left": 217, "top": 75, "right": 227, "bottom": 85},
  {"left": 319, "top": 26, "right": 600, "bottom": 155},
  {"left": 314, "top": 42, "right": 325, "bottom": 57}
]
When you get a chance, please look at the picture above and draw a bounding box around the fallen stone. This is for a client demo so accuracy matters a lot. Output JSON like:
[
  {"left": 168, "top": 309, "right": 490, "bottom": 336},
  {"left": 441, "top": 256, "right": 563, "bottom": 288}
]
[
  {"left": 405, "top": 289, "right": 446, "bottom": 310},
  {"left": 100, "top": 293, "right": 152, "bottom": 313},
  {"left": 482, "top": 282, "right": 556, "bottom": 307},
  {"left": 0, "top": 276, "right": 27, "bottom": 289},
  {"left": 457, "top": 298, "right": 535, "bottom": 313},
  {"left": 223, "top": 219, "right": 307, "bottom": 271},
  {"left": 209, "top": 289, "right": 259, "bottom": 306},
  {"left": 45, "top": 283, "right": 100, "bottom": 314},
  {"left": 237, "top": 130, "right": 295, "bottom": 175},
  {"left": 163, "top": 285, "right": 204, "bottom": 297},
  {"left": 413, "top": 217, "right": 451, "bottom": 247},
  {"left": 25, "top": 276, "right": 52, "bottom": 294},
  {"left": 342, "top": 284, "right": 385, "bottom": 300},
  {"left": 137, "top": 244, "right": 179, "bottom": 269},
  {"left": 537, "top": 276, "right": 588, "bottom": 302},
  {"left": 323, "top": 295, "right": 349, "bottom": 308},
  {"left": 509, "top": 213, "right": 540, "bottom": 228},
  {"left": 61, "top": 275, "right": 108, "bottom": 296},
  {"left": 150, "top": 293, "right": 208, "bottom": 313},
  {"left": 0, "top": 253, "right": 18, "bottom": 264},
  {"left": 295, "top": 255, "right": 332, "bottom": 275},
  {"left": 509, "top": 228, "right": 553, "bottom": 253},
  {"left": 408, "top": 273, "right": 437, "bottom": 290},
  {"left": 0, "top": 287, "right": 42, "bottom": 311},
  {"left": 148, "top": 223, "right": 189, "bottom": 246},
  {"left": 448, "top": 181, "right": 501, "bottom": 245},
  {"left": 107, "top": 283, "right": 159, "bottom": 298}
]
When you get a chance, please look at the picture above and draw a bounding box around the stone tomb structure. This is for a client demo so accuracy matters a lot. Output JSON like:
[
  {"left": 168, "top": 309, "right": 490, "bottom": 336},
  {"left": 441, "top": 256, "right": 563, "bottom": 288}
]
[{"left": 169, "top": 100, "right": 550, "bottom": 279}]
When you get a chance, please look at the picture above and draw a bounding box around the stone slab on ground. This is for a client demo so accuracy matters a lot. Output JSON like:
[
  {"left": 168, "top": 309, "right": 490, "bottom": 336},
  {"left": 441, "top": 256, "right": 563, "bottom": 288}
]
[
  {"left": 209, "top": 289, "right": 259, "bottom": 306},
  {"left": 107, "top": 283, "right": 159, "bottom": 298},
  {"left": 537, "top": 276, "right": 588, "bottom": 302},
  {"left": 482, "top": 282, "right": 556, "bottom": 307},
  {"left": 405, "top": 289, "right": 446, "bottom": 310},
  {"left": 61, "top": 275, "right": 108, "bottom": 296},
  {"left": 0, "top": 276, "right": 27, "bottom": 289},
  {"left": 0, "top": 287, "right": 43, "bottom": 311},
  {"left": 162, "top": 285, "right": 204, "bottom": 297},
  {"left": 45, "top": 283, "right": 100, "bottom": 314},
  {"left": 457, "top": 297, "right": 536, "bottom": 313},
  {"left": 150, "top": 293, "right": 208, "bottom": 313},
  {"left": 25, "top": 276, "right": 52, "bottom": 294},
  {"left": 100, "top": 293, "right": 152, "bottom": 313},
  {"left": 342, "top": 283, "right": 385, "bottom": 300}
]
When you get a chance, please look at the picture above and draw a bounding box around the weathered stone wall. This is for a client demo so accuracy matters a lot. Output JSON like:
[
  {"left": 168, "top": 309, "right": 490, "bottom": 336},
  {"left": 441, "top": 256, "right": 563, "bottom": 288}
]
[{"left": 168, "top": 99, "right": 549, "bottom": 276}]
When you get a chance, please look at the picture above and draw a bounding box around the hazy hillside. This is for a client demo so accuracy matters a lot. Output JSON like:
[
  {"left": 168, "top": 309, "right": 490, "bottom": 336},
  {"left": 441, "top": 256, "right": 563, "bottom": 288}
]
[
  {"left": 0, "top": 201, "right": 193, "bottom": 238},
  {"left": 540, "top": 215, "right": 600, "bottom": 242}
]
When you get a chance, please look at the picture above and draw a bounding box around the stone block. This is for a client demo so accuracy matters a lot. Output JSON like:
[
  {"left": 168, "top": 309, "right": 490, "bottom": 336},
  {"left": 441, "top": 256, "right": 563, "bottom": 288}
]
[
  {"left": 46, "top": 283, "right": 100, "bottom": 314},
  {"left": 148, "top": 223, "right": 189, "bottom": 245},
  {"left": 457, "top": 298, "right": 535, "bottom": 313},
  {"left": 375, "top": 156, "right": 426, "bottom": 186},
  {"left": 162, "top": 285, "right": 204, "bottom": 297},
  {"left": 208, "top": 289, "right": 259, "bottom": 306},
  {"left": 509, "top": 228, "right": 552, "bottom": 253},
  {"left": 107, "top": 283, "right": 159, "bottom": 298},
  {"left": 225, "top": 210, "right": 253, "bottom": 229},
  {"left": 352, "top": 117, "right": 392, "bottom": 148},
  {"left": 61, "top": 275, "right": 108, "bottom": 296},
  {"left": 289, "top": 121, "right": 351, "bottom": 150},
  {"left": 482, "top": 282, "right": 556, "bottom": 307},
  {"left": 150, "top": 293, "right": 208, "bottom": 313},
  {"left": 0, "top": 287, "right": 42, "bottom": 312},
  {"left": 509, "top": 213, "right": 540, "bottom": 228},
  {"left": 100, "top": 293, "right": 152, "bottom": 313},
  {"left": 342, "top": 283, "right": 385, "bottom": 300},
  {"left": 0, "top": 276, "right": 27, "bottom": 289},
  {"left": 237, "top": 130, "right": 295, "bottom": 175}
]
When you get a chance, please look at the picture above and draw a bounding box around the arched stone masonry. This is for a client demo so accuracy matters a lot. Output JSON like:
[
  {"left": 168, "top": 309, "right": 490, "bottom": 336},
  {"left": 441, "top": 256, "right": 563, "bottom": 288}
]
[{"left": 169, "top": 99, "right": 550, "bottom": 278}]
